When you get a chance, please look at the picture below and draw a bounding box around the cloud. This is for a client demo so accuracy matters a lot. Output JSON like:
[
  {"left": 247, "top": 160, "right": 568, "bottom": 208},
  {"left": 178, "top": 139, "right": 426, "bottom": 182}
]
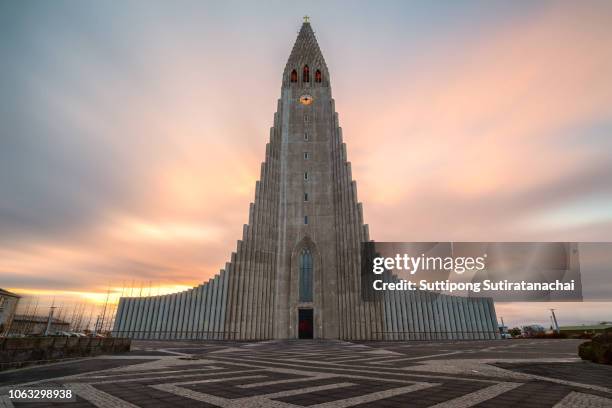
[{"left": 343, "top": 2, "right": 612, "bottom": 241}]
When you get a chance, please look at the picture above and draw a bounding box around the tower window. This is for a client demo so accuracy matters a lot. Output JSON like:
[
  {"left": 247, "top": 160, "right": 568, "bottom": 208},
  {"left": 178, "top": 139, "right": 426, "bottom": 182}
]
[
  {"left": 304, "top": 114, "right": 308, "bottom": 122},
  {"left": 304, "top": 152, "right": 309, "bottom": 160},
  {"left": 315, "top": 70, "right": 322, "bottom": 83},
  {"left": 299, "top": 249, "right": 313, "bottom": 302},
  {"left": 290, "top": 69, "right": 298, "bottom": 83},
  {"left": 304, "top": 172, "right": 308, "bottom": 180},
  {"left": 303, "top": 65, "right": 310, "bottom": 82},
  {"left": 304, "top": 215, "right": 308, "bottom": 225},
  {"left": 304, "top": 192, "right": 309, "bottom": 201},
  {"left": 304, "top": 132, "right": 309, "bottom": 141}
]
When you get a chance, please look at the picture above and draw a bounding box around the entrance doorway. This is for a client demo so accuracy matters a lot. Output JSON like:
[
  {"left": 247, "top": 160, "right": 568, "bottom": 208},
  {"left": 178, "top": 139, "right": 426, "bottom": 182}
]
[{"left": 298, "top": 308, "right": 313, "bottom": 339}]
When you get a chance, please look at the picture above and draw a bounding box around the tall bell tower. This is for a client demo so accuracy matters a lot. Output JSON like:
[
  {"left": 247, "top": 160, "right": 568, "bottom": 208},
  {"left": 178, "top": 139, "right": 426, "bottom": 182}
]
[{"left": 272, "top": 17, "right": 368, "bottom": 339}]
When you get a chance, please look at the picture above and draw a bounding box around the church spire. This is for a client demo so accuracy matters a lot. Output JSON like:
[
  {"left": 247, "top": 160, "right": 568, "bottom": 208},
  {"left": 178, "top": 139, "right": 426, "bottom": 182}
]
[{"left": 283, "top": 19, "right": 329, "bottom": 87}]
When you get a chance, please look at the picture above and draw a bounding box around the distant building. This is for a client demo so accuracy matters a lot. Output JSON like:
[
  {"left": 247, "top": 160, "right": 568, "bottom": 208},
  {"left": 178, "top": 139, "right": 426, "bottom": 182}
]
[
  {"left": 559, "top": 323, "right": 612, "bottom": 336},
  {"left": 0, "top": 288, "right": 20, "bottom": 336},
  {"left": 8, "top": 315, "right": 70, "bottom": 336}
]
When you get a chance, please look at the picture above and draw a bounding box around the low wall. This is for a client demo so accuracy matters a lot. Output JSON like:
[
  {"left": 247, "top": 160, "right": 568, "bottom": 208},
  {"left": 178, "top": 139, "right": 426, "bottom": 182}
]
[{"left": 0, "top": 337, "right": 131, "bottom": 370}]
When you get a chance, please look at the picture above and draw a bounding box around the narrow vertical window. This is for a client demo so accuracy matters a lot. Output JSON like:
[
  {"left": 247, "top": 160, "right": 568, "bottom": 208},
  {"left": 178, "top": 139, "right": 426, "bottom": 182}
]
[
  {"left": 304, "top": 132, "right": 309, "bottom": 141},
  {"left": 315, "top": 69, "right": 322, "bottom": 83},
  {"left": 304, "top": 215, "right": 308, "bottom": 224},
  {"left": 303, "top": 65, "right": 310, "bottom": 82},
  {"left": 304, "top": 152, "right": 309, "bottom": 160},
  {"left": 304, "top": 192, "right": 309, "bottom": 201},
  {"left": 290, "top": 69, "right": 298, "bottom": 83},
  {"left": 299, "top": 249, "right": 313, "bottom": 302},
  {"left": 304, "top": 114, "right": 308, "bottom": 122},
  {"left": 304, "top": 172, "right": 308, "bottom": 180}
]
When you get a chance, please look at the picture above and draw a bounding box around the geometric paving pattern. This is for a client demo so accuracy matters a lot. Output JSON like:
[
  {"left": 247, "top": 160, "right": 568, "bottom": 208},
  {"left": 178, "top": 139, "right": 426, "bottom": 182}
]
[{"left": 1, "top": 339, "right": 611, "bottom": 408}]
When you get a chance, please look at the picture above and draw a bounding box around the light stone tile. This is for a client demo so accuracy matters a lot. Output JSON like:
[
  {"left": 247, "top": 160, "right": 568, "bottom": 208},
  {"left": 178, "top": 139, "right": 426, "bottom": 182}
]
[
  {"left": 153, "top": 382, "right": 356, "bottom": 408},
  {"left": 309, "top": 383, "right": 438, "bottom": 408},
  {"left": 66, "top": 383, "right": 140, "bottom": 408},
  {"left": 553, "top": 391, "right": 612, "bottom": 408},
  {"left": 428, "top": 382, "right": 523, "bottom": 408},
  {"left": 238, "top": 373, "right": 337, "bottom": 389},
  {"left": 87, "top": 369, "right": 263, "bottom": 385}
]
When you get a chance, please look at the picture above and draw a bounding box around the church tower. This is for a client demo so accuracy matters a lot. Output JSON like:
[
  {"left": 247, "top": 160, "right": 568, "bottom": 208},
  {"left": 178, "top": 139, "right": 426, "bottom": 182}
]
[
  {"left": 269, "top": 18, "right": 370, "bottom": 339},
  {"left": 112, "top": 19, "right": 499, "bottom": 341},
  {"left": 218, "top": 18, "right": 371, "bottom": 340}
]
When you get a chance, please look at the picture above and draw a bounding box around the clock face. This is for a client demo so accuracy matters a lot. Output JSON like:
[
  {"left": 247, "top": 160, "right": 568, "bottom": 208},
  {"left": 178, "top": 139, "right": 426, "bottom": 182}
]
[{"left": 299, "top": 94, "right": 313, "bottom": 105}]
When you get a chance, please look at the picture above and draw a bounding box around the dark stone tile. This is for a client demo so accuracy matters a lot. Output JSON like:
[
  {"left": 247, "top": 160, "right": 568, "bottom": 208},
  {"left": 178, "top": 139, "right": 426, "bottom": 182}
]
[
  {"left": 353, "top": 381, "right": 488, "bottom": 408},
  {"left": 0, "top": 359, "right": 152, "bottom": 387},
  {"left": 94, "top": 383, "right": 217, "bottom": 408},
  {"left": 473, "top": 381, "right": 573, "bottom": 408},
  {"left": 494, "top": 361, "right": 612, "bottom": 388}
]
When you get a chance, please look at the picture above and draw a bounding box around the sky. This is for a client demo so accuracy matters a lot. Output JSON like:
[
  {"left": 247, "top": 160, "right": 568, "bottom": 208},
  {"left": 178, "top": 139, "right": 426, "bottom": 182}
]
[{"left": 1, "top": 0, "right": 611, "bottom": 328}]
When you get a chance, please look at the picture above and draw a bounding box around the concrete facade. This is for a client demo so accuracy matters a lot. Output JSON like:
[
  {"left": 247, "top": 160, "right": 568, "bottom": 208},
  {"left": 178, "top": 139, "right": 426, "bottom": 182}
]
[
  {"left": 0, "top": 289, "right": 20, "bottom": 337},
  {"left": 112, "top": 21, "right": 499, "bottom": 341}
]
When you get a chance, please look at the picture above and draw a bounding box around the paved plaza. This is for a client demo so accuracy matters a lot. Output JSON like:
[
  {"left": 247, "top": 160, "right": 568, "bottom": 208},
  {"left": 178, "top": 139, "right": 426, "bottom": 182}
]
[{"left": 1, "top": 339, "right": 611, "bottom": 407}]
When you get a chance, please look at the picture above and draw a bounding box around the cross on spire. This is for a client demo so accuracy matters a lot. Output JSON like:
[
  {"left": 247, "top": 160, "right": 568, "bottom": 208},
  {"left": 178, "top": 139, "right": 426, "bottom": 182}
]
[{"left": 303, "top": 15, "right": 310, "bottom": 23}]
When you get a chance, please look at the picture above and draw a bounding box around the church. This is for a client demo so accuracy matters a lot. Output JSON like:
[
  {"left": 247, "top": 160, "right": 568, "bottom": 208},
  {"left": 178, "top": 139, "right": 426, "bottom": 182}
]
[{"left": 112, "top": 19, "right": 500, "bottom": 341}]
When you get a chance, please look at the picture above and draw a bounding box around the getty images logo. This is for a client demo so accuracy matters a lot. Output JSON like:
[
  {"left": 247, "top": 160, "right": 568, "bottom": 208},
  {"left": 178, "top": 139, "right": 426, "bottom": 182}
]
[{"left": 372, "top": 253, "right": 488, "bottom": 275}]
